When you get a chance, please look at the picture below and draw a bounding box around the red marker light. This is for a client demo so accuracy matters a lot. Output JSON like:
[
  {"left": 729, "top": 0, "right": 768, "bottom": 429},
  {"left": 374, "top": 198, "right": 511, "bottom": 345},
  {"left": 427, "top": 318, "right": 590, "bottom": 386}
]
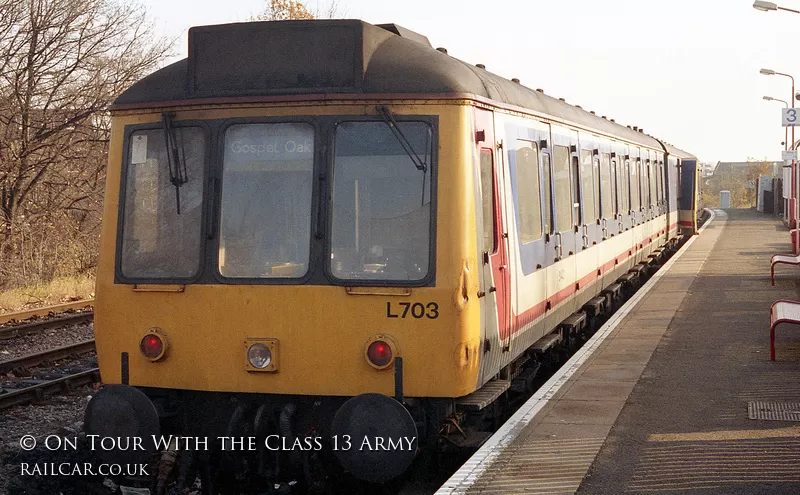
[
  {"left": 367, "top": 340, "right": 393, "bottom": 368},
  {"left": 140, "top": 333, "right": 164, "bottom": 360}
]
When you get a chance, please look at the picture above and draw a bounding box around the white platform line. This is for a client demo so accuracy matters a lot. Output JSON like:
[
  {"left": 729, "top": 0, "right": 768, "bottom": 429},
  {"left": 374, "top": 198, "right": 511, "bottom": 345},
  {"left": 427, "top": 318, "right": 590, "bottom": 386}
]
[{"left": 435, "top": 209, "right": 718, "bottom": 494}]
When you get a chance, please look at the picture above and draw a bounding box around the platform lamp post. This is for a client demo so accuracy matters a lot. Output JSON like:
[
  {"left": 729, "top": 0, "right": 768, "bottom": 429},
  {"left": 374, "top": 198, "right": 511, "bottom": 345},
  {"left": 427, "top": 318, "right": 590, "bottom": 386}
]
[
  {"left": 761, "top": 68, "right": 798, "bottom": 251},
  {"left": 763, "top": 96, "right": 789, "bottom": 150},
  {"left": 764, "top": 96, "right": 791, "bottom": 223},
  {"left": 754, "top": 1, "right": 800, "bottom": 252}
]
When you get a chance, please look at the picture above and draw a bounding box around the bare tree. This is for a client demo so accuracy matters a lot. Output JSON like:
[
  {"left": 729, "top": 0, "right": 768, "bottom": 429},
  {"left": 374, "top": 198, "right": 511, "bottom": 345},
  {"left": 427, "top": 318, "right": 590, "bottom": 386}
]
[
  {"left": 254, "top": 0, "right": 345, "bottom": 20},
  {"left": 0, "top": 0, "right": 170, "bottom": 287}
]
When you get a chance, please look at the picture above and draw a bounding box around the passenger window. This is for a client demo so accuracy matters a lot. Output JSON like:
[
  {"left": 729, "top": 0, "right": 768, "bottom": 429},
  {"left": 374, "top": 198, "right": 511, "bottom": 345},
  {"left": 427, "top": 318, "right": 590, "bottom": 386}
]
[
  {"left": 553, "top": 145, "right": 572, "bottom": 231},
  {"left": 580, "top": 150, "right": 596, "bottom": 223},
  {"left": 600, "top": 154, "right": 613, "bottom": 219},
  {"left": 623, "top": 159, "right": 631, "bottom": 213},
  {"left": 514, "top": 141, "right": 543, "bottom": 242},
  {"left": 480, "top": 150, "right": 496, "bottom": 253},
  {"left": 542, "top": 152, "right": 553, "bottom": 234}
]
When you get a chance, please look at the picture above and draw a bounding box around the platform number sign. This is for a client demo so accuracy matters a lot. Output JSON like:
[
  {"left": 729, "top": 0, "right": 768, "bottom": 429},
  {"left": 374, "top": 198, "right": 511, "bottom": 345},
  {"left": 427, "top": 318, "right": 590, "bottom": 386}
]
[{"left": 782, "top": 108, "right": 800, "bottom": 127}]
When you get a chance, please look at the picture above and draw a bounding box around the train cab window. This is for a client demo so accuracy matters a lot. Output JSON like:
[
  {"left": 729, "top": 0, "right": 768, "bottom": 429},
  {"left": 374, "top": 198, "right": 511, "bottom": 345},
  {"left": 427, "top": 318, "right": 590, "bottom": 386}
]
[
  {"left": 120, "top": 127, "right": 206, "bottom": 279},
  {"left": 480, "top": 150, "right": 497, "bottom": 253},
  {"left": 600, "top": 153, "right": 613, "bottom": 219},
  {"left": 218, "top": 123, "right": 314, "bottom": 278},
  {"left": 542, "top": 153, "right": 553, "bottom": 234},
  {"left": 330, "top": 120, "right": 433, "bottom": 282},
  {"left": 513, "top": 141, "right": 543, "bottom": 242},
  {"left": 580, "top": 150, "right": 596, "bottom": 223},
  {"left": 553, "top": 145, "right": 572, "bottom": 231}
]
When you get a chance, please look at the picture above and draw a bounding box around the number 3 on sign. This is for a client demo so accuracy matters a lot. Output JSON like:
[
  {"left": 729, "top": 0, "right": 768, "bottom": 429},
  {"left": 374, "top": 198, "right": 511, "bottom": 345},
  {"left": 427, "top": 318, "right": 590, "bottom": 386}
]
[{"left": 782, "top": 108, "right": 799, "bottom": 127}]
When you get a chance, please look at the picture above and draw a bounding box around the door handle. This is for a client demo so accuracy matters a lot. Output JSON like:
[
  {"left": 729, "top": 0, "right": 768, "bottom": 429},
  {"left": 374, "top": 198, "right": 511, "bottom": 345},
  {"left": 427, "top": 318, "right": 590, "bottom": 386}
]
[{"left": 555, "top": 232, "right": 563, "bottom": 260}]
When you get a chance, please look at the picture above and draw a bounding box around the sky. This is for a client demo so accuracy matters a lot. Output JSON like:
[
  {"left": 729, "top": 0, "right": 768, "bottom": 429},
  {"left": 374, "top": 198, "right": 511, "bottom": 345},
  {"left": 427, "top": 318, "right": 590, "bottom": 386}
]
[{"left": 138, "top": 0, "right": 800, "bottom": 165}]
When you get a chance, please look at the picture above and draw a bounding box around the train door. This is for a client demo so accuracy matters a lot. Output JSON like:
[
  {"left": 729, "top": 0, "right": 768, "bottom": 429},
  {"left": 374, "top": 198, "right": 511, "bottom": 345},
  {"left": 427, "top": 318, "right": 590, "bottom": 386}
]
[
  {"left": 549, "top": 126, "right": 578, "bottom": 305},
  {"left": 600, "top": 143, "right": 618, "bottom": 239},
  {"left": 679, "top": 158, "right": 698, "bottom": 235},
  {"left": 578, "top": 136, "right": 602, "bottom": 249},
  {"left": 474, "top": 109, "right": 511, "bottom": 368},
  {"left": 617, "top": 143, "right": 632, "bottom": 233}
]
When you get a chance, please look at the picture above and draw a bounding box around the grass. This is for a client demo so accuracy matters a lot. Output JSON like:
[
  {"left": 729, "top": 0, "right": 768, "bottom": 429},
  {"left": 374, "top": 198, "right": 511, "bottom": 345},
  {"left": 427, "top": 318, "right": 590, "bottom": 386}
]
[{"left": 0, "top": 275, "right": 95, "bottom": 313}]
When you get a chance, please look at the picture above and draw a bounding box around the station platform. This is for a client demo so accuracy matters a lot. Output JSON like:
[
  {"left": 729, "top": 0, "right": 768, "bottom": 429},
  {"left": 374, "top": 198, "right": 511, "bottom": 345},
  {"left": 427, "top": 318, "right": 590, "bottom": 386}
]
[{"left": 438, "top": 208, "right": 800, "bottom": 494}]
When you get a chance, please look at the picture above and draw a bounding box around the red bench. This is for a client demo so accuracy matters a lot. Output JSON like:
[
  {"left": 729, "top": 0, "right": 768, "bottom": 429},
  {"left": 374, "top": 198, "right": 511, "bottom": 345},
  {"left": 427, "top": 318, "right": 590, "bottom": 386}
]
[
  {"left": 769, "top": 300, "right": 800, "bottom": 360},
  {"left": 771, "top": 253, "right": 800, "bottom": 286}
]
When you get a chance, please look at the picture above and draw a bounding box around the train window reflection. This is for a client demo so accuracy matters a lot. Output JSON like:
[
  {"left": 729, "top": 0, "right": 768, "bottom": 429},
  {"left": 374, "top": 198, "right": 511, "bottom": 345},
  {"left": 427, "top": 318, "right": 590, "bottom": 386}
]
[
  {"left": 218, "top": 123, "right": 314, "bottom": 278},
  {"left": 514, "top": 140, "right": 542, "bottom": 243},
  {"left": 331, "top": 121, "right": 432, "bottom": 282},
  {"left": 600, "top": 153, "right": 613, "bottom": 219},
  {"left": 121, "top": 127, "right": 205, "bottom": 279},
  {"left": 580, "top": 149, "right": 596, "bottom": 223},
  {"left": 553, "top": 145, "right": 572, "bottom": 232}
]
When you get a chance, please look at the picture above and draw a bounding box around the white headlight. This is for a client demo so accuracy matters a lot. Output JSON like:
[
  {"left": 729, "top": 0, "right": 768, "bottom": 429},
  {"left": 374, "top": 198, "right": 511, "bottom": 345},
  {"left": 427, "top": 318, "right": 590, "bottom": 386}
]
[{"left": 247, "top": 343, "right": 272, "bottom": 369}]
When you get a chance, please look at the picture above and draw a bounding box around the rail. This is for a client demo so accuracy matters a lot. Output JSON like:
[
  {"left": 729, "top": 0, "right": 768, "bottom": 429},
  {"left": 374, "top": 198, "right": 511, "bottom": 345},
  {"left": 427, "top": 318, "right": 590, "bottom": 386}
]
[
  {"left": 0, "top": 368, "right": 100, "bottom": 410},
  {"left": 0, "top": 299, "right": 94, "bottom": 326},
  {"left": 0, "top": 340, "right": 96, "bottom": 374},
  {"left": 0, "top": 311, "right": 94, "bottom": 340}
]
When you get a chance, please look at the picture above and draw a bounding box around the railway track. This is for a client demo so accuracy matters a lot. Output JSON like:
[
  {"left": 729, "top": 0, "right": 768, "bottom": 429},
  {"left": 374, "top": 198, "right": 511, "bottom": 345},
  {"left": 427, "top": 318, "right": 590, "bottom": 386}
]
[
  {"left": 0, "top": 339, "right": 96, "bottom": 374},
  {"left": 0, "top": 300, "right": 98, "bottom": 410},
  {"left": 0, "top": 368, "right": 100, "bottom": 410},
  {"left": 0, "top": 299, "right": 94, "bottom": 325},
  {"left": 0, "top": 311, "right": 94, "bottom": 340}
]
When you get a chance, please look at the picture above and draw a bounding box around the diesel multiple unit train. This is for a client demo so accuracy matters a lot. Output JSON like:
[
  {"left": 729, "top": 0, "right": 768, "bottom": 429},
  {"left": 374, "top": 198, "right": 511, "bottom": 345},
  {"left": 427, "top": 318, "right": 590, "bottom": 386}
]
[{"left": 84, "top": 19, "right": 701, "bottom": 491}]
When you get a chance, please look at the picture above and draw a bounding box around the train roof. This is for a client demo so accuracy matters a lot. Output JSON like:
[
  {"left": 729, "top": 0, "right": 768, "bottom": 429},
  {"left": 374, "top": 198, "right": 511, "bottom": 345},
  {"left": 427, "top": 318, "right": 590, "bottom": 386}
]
[
  {"left": 115, "top": 19, "right": 671, "bottom": 152},
  {"left": 659, "top": 141, "right": 696, "bottom": 160}
]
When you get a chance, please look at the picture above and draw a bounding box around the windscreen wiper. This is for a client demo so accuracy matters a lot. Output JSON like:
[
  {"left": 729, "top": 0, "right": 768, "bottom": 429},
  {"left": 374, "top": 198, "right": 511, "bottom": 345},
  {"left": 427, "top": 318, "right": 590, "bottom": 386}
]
[
  {"left": 161, "top": 112, "right": 189, "bottom": 214},
  {"left": 376, "top": 105, "right": 427, "bottom": 173}
]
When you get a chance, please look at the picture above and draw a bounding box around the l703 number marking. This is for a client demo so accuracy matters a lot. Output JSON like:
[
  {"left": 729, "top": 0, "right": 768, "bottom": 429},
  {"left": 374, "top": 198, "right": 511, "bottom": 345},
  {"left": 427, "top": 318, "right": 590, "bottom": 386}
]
[{"left": 386, "top": 302, "right": 439, "bottom": 319}]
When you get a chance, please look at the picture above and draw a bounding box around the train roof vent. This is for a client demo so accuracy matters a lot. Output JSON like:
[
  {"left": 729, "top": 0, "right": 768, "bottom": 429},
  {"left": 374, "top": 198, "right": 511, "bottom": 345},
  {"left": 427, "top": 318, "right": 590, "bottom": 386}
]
[
  {"left": 639, "top": 128, "right": 644, "bottom": 133},
  {"left": 436, "top": 47, "right": 448, "bottom": 54},
  {"left": 511, "top": 78, "right": 520, "bottom": 83},
  {"left": 590, "top": 111, "right": 595, "bottom": 114},
  {"left": 376, "top": 23, "right": 432, "bottom": 46},
  {"left": 536, "top": 88, "right": 544, "bottom": 93},
  {"left": 610, "top": 119, "right": 615, "bottom": 122},
  {"left": 601, "top": 115, "right": 607, "bottom": 119},
  {"left": 575, "top": 105, "right": 582, "bottom": 109},
  {"left": 476, "top": 63, "right": 485, "bottom": 69},
  {"left": 558, "top": 97, "right": 566, "bottom": 101},
  {"left": 633, "top": 126, "right": 638, "bottom": 131}
]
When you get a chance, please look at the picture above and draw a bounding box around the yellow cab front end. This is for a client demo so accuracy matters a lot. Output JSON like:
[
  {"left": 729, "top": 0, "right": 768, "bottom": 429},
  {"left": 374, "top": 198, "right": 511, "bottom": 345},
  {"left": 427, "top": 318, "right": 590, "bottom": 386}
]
[{"left": 96, "top": 101, "right": 481, "bottom": 399}]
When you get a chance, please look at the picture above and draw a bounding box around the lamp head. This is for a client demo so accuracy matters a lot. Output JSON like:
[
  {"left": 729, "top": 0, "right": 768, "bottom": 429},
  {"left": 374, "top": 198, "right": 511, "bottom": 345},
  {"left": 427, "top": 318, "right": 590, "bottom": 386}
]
[
  {"left": 761, "top": 68, "right": 776, "bottom": 75},
  {"left": 764, "top": 96, "right": 773, "bottom": 100},
  {"left": 753, "top": 1, "right": 779, "bottom": 11}
]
